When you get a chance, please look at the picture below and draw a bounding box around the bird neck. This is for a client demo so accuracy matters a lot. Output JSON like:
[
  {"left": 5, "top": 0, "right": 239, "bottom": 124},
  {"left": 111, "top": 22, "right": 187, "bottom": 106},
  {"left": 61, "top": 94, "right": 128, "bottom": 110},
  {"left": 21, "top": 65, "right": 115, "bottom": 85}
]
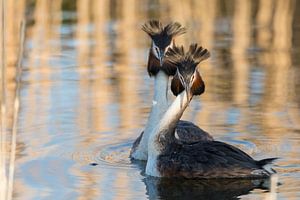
[
  {"left": 149, "top": 91, "right": 190, "bottom": 155},
  {"left": 140, "top": 70, "right": 170, "bottom": 144},
  {"left": 146, "top": 91, "right": 190, "bottom": 177},
  {"left": 130, "top": 71, "right": 169, "bottom": 160},
  {"left": 142, "top": 70, "right": 169, "bottom": 148},
  {"left": 153, "top": 71, "right": 169, "bottom": 106}
]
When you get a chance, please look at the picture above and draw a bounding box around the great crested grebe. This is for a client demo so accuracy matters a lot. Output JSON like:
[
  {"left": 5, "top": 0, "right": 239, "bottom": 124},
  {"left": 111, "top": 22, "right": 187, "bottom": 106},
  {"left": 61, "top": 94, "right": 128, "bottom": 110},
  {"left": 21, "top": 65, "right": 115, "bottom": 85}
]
[
  {"left": 146, "top": 44, "right": 277, "bottom": 178},
  {"left": 130, "top": 20, "right": 212, "bottom": 161}
]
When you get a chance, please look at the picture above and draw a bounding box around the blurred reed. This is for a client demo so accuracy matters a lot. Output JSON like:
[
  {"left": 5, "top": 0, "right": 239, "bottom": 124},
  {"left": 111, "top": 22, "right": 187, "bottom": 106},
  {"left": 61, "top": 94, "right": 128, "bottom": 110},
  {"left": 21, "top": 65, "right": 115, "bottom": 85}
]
[
  {"left": 0, "top": 0, "right": 26, "bottom": 199},
  {"left": 7, "top": 19, "right": 25, "bottom": 200},
  {"left": 0, "top": 0, "right": 7, "bottom": 199}
]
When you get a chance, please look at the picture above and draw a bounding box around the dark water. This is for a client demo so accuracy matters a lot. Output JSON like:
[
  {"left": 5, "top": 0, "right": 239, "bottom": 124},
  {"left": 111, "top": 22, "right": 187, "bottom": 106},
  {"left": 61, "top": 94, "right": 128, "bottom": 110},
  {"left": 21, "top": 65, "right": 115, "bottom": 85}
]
[{"left": 3, "top": 0, "right": 300, "bottom": 199}]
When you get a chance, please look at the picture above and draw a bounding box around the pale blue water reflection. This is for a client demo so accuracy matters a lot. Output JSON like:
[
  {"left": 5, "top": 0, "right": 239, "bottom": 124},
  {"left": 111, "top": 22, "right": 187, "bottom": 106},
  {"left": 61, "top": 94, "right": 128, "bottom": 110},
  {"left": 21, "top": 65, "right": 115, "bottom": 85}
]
[{"left": 3, "top": 0, "right": 300, "bottom": 199}]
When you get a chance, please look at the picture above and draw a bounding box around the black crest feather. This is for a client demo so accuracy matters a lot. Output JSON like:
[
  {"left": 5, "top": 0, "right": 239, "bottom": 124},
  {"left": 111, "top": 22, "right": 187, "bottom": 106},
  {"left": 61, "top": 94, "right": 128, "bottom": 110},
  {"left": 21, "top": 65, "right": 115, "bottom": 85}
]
[
  {"left": 142, "top": 20, "right": 163, "bottom": 36},
  {"left": 142, "top": 20, "right": 186, "bottom": 38},
  {"left": 166, "top": 43, "right": 210, "bottom": 67},
  {"left": 164, "top": 22, "right": 187, "bottom": 37}
]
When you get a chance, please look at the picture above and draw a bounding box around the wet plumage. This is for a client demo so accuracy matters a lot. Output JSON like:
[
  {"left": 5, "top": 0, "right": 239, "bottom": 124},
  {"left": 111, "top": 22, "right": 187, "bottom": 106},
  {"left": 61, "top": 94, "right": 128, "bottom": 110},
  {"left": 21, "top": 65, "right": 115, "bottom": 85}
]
[{"left": 157, "top": 140, "right": 276, "bottom": 178}]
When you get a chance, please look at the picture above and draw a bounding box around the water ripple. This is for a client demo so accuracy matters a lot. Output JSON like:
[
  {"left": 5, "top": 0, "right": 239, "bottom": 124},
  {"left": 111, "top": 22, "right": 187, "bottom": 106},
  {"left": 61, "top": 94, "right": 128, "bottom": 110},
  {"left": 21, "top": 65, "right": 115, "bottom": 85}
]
[{"left": 60, "top": 142, "right": 137, "bottom": 170}]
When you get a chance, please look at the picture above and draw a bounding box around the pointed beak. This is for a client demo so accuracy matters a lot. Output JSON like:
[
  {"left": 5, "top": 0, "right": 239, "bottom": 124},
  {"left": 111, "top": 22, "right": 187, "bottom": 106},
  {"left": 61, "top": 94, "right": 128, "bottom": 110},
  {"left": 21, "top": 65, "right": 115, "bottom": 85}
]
[
  {"left": 159, "top": 50, "right": 165, "bottom": 67},
  {"left": 184, "top": 82, "right": 192, "bottom": 103}
]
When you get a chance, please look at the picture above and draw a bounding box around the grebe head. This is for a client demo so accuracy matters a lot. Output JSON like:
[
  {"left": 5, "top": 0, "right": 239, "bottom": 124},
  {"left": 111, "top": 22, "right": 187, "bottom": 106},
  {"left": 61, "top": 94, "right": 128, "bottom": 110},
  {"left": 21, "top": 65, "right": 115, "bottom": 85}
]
[
  {"left": 167, "top": 44, "right": 210, "bottom": 101},
  {"left": 142, "top": 20, "right": 186, "bottom": 75}
]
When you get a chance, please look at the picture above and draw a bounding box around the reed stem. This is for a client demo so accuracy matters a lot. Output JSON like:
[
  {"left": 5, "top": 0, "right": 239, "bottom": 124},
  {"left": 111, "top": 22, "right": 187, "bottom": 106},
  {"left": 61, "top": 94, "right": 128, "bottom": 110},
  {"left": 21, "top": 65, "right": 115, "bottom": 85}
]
[
  {"left": 7, "top": 20, "right": 26, "bottom": 200},
  {"left": 0, "top": 0, "right": 7, "bottom": 199}
]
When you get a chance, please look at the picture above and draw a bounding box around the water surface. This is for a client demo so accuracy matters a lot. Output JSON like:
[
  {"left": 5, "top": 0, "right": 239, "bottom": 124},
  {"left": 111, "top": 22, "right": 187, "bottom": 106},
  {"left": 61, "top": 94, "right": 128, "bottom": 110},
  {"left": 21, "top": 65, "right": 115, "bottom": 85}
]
[{"left": 3, "top": 0, "right": 300, "bottom": 199}]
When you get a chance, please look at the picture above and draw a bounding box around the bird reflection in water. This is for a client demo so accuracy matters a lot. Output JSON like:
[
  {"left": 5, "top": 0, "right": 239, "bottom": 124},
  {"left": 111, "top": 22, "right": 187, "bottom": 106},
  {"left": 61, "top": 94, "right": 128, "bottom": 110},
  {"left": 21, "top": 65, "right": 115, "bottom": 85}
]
[
  {"left": 130, "top": 160, "right": 273, "bottom": 200},
  {"left": 143, "top": 176, "right": 271, "bottom": 200}
]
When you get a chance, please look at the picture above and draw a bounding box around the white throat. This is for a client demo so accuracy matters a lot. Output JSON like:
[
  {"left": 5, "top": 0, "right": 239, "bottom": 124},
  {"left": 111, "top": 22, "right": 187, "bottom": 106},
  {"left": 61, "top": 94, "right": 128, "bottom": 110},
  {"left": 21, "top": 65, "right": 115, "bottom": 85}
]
[
  {"left": 131, "top": 71, "right": 169, "bottom": 160},
  {"left": 153, "top": 71, "right": 169, "bottom": 105},
  {"left": 146, "top": 91, "right": 190, "bottom": 177}
]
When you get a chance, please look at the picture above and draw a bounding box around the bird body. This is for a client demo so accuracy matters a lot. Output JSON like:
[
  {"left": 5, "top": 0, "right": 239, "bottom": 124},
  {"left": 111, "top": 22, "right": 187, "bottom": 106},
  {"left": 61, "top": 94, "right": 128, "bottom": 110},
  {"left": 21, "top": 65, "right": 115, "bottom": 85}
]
[
  {"left": 145, "top": 44, "right": 276, "bottom": 178},
  {"left": 157, "top": 141, "right": 276, "bottom": 178}
]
